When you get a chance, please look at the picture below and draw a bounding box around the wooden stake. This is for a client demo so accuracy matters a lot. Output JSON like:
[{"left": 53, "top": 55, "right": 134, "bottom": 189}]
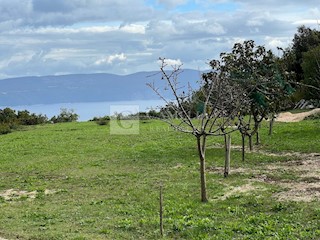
[
  {"left": 224, "top": 134, "right": 231, "bottom": 177},
  {"left": 159, "top": 184, "right": 164, "bottom": 237}
]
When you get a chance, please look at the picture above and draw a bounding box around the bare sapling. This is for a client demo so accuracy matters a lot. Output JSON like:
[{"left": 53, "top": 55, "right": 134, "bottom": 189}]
[{"left": 148, "top": 58, "right": 246, "bottom": 202}]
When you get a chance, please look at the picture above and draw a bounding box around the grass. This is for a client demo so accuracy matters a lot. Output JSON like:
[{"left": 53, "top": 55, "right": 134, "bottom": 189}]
[{"left": 0, "top": 119, "right": 319, "bottom": 239}]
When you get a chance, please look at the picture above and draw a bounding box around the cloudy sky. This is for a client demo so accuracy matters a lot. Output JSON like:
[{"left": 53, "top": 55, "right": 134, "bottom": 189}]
[{"left": 0, "top": 0, "right": 319, "bottom": 79}]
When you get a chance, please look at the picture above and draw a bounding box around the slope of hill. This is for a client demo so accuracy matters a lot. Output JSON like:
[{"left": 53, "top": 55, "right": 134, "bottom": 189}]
[{"left": 0, "top": 70, "right": 201, "bottom": 106}]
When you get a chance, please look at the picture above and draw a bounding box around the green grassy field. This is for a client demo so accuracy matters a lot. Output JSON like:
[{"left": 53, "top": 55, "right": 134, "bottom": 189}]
[{"left": 0, "top": 119, "right": 319, "bottom": 239}]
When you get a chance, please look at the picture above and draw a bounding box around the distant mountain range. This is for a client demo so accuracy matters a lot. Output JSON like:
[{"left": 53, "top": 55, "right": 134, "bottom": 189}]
[{"left": 0, "top": 70, "right": 202, "bottom": 106}]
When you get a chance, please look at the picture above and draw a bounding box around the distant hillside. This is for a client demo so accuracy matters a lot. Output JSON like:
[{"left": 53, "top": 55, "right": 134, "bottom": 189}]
[{"left": 0, "top": 70, "right": 202, "bottom": 106}]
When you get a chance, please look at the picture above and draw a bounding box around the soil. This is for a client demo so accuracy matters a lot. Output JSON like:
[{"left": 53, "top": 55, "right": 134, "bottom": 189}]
[
  {"left": 275, "top": 108, "right": 320, "bottom": 122},
  {"left": 208, "top": 108, "right": 320, "bottom": 202},
  {"left": 209, "top": 151, "right": 320, "bottom": 202}
]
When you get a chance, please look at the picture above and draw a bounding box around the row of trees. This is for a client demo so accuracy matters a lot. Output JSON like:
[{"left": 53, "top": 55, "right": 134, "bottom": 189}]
[{"left": 149, "top": 26, "right": 320, "bottom": 202}]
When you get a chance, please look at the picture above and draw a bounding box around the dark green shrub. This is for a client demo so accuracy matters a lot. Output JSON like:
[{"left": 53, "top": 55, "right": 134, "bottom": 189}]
[
  {"left": 50, "top": 108, "right": 79, "bottom": 123},
  {"left": 0, "top": 108, "right": 17, "bottom": 124},
  {"left": 17, "top": 110, "right": 48, "bottom": 125},
  {"left": 0, "top": 123, "right": 12, "bottom": 134},
  {"left": 91, "top": 116, "right": 110, "bottom": 125}
]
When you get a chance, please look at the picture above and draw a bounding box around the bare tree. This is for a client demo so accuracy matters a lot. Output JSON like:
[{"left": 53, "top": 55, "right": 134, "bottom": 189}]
[{"left": 148, "top": 58, "right": 246, "bottom": 202}]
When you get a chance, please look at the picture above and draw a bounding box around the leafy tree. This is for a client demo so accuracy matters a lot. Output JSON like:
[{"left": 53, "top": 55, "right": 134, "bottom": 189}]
[
  {"left": 282, "top": 26, "right": 320, "bottom": 99},
  {"left": 0, "top": 108, "right": 17, "bottom": 124},
  {"left": 291, "top": 26, "right": 320, "bottom": 79},
  {"left": 219, "top": 40, "right": 293, "bottom": 158},
  {"left": 301, "top": 46, "right": 320, "bottom": 99}
]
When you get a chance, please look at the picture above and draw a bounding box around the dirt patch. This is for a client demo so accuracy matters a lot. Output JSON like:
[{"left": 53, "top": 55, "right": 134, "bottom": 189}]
[
  {"left": 0, "top": 189, "right": 60, "bottom": 202},
  {"left": 261, "top": 154, "right": 320, "bottom": 202},
  {"left": 217, "top": 183, "right": 265, "bottom": 200},
  {"left": 276, "top": 108, "right": 320, "bottom": 122},
  {"left": 0, "top": 189, "right": 37, "bottom": 201},
  {"left": 209, "top": 151, "right": 320, "bottom": 202},
  {"left": 273, "top": 182, "right": 320, "bottom": 202}
]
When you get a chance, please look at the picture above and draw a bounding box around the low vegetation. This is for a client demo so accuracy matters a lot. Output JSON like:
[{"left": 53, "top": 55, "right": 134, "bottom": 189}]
[
  {"left": 0, "top": 118, "right": 319, "bottom": 239},
  {"left": 0, "top": 108, "right": 79, "bottom": 135}
]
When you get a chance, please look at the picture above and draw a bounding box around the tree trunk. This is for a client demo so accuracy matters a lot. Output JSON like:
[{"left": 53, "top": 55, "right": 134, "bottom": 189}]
[
  {"left": 269, "top": 116, "right": 275, "bottom": 136},
  {"left": 255, "top": 131, "right": 260, "bottom": 145},
  {"left": 241, "top": 134, "right": 245, "bottom": 161},
  {"left": 197, "top": 135, "right": 208, "bottom": 202},
  {"left": 248, "top": 135, "right": 253, "bottom": 151},
  {"left": 159, "top": 185, "right": 164, "bottom": 237},
  {"left": 224, "top": 134, "right": 231, "bottom": 177}
]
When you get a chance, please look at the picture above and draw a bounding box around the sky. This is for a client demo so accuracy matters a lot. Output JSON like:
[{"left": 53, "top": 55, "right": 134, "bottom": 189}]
[{"left": 0, "top": 0, "right": 319, "bottom": 79}]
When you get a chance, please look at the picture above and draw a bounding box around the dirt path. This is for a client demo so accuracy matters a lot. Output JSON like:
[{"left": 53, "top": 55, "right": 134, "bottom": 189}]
[{"left": 276, "top": 108, "right": 320, "bottom": 122}]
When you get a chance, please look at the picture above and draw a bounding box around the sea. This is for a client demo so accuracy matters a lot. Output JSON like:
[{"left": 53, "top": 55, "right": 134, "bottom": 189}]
[{"left": 0, "top": 99, "right": 165, "bottom": 122}]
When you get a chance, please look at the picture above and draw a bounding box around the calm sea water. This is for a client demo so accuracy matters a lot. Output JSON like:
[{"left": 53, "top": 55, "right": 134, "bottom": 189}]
[{"left": 1, "top": 100, "right": 165, "bottom": 121}]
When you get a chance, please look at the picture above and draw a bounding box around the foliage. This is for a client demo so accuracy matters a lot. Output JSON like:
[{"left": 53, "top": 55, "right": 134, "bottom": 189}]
[
  {"left": 50, "top": 108, "right": 79, "bottom": 123},
  {"left": 0, "top": 108, "right": 48, "bottom": 135},
  {"left": 282, "top": 25, "right": 320, "bottom": 99},
  {"left": 301, "top": 45, "right": 320, "bottom": 99},
  {"left": 222, "top": 40, "right": 293, "bottom": 116},
  {"left": 17, "top": 110, "right": 48, "bottom": 125},
  {"left": 90, "top": 116, "right": 111, "bottom": 125},
  {"left": 291, "top": 26, "right": 320, "bottom": 79},
  {"left": 211, "top": 40, "right": 294, "bottom": 155},
  {"left": 0, "top": 123, "right": 12, "bottom": 134}
]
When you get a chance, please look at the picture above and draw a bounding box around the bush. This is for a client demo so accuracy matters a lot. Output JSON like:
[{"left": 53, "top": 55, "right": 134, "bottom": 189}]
[
  {"left": 17, "top": 110, "right": 48, "bottom": 125},
  {"left": 50, "top": 108, "right": 79, "bottom": 123},
  {"left": 0, "top": 123, "right": 12, "bottom": 134},
  {"left": 91, "top": 116, "right": 110, "bottom": 125},
  {"left": 0, "top": 108, "right": 49, "bottom": 135}
]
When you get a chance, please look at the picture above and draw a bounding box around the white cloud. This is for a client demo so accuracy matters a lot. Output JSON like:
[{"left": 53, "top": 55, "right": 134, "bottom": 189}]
[
  {"left": 95, "top": 53, "right": 127, "bottom": 65},
  {"left": 158, "top": 58, "right": 182, "bottom": 66},
  {"left": 293, "top": 20, "right": 320, "bottom": 26},
  {"left": 264, "top": 36, "right": 291, "bottom": 51},
  {"left": 7, "top": 23, "right": 146, "bottom": 35},
  {"left": 0, "top": 51, "right": 35, "bottom": 69},
  {"left": 43, "top": 49, "right": 96, "bottom": 61},
  {"left": 246, "top": 19, "right": 263, "bottom": 27},
  {"left": 310, "top": 7, "right": 320, "bottom": 16},
  {"left": 0, "top": 0, "right": 319, "bottom": 78}
]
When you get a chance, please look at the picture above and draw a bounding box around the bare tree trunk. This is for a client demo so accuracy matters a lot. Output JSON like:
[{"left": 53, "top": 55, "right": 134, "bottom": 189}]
[
  {"left": 197, "top": 135, "right": 208, "bottom": 202},
  {"left": 269, "top": 116, "right": 275, "bottom": 136},
  {"left": 255, "top": 131, "right": 260, "bottom": 145},
  {"left": 248, "top": 135, "right": 253, "bottom": 151},
  {"left": 159, "top": 185, "right": 164, "bottom": 237},
  {"left": 224, "top": 134, "right": 231, "bottom": 177},
  {"left": 241, "top": 133, "right": 245, "bottom": 162}
]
